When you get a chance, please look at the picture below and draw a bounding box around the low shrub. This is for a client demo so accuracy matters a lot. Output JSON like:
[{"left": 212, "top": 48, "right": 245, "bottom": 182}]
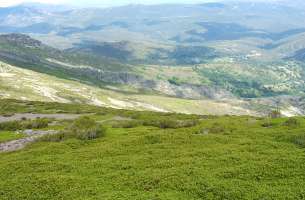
[
  {"left": 41, "top": 116, "right": 107, "bottom": 142},
  {"left": 193, "top": 128, "right": 210, "bottom": 135},
  {"left": 2, "top": 113, "right": 14, "bottom": 117},
  {"left": 0, "top": 121, "right": 21, "bottom": 131},
  {"left": 261, "top": 121, "right": 276, "bottom": 128},
  {"left": 143, "top": 119, "right": 199, "bottom": 129},
  {"left": 0, "top": 118, "right": 50, "bottom": 131},
  {"left": 40, "top": 132, "right": 67, "bottom": 142},
  {"left": 283, "top": 118, "right": 300, "bottom": 128},
  {"left": 291, "top": 134, "right": 305, "bottom": 148},
  {"left": 144, "top": 135, "right": 161, "bottom": 144},
  {"left": 194, "top": 123, "right": 233, "bottom": 135},
  {"left": 112, "top": 120, "right": 143, "bottom": 128},
  {"left": 69, "top": 116, "right": 107, "bottom": 140},
  {"left": 179, "top": 120, "right": 199, "bottom": 128},
  {"left": 24, "top": 118, "right": 50, "bottom": 129},
  {"left": 209, "top": 123, "right": 226, "bottom": 134},
  {"left": 157, "top": 119, "right": 180, "bottom": 129},
  {"left": 74, "top": 125, "right": 106, "bottom": 140}
]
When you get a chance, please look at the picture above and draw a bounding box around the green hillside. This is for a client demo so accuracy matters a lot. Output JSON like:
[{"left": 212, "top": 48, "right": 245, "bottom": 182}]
[
  {"left": 0, "top": 62, "right": 258, "bottom": 115},
  {"left": 0, "top": 100, "right": 305, "bottom": 199},
  {"left": 1, "top": 33, "right": 305, "bottom": 116},
  {"left": 1, "top": 2, "right": 305, "bottom": 200}
]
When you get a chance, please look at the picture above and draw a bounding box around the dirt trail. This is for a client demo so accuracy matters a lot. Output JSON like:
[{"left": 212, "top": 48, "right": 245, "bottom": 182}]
[
  {"left": 0, "top": 114, "right": 127, "bottom": 153},
  {"left": 0, "top": 113, "right": 80, "bottom": 152},
  {"left": 0, "top": 113, "right": 82, "bottom": 123},
  {"left": 0, "top": 130, "right": 58, "bottom": 152}
]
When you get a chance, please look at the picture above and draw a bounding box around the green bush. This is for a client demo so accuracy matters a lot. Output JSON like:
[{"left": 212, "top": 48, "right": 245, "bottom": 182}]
[
  {"left": 0, "top": 121, "right": 21, "bottom": 131},
  {"left": 144, "top": 135, "right": 161, "bottom": 144},
  {"left": 142, "top": 119, "right": 176, "bottom": 129},
  {"left": 179, "top": 120, "right": 199, "bottom": 128},
  {"left": 193, "top": 128, "right": 210, "bottom": 135},
  {"left": 283, "top": 118, "right": 300, "bottom": 128},
  {"left": 292, "top": 134, "right": 305, "bottom": 148},
  {"left": 42, "top": 116, "right": 107, "bottom": 142},
  {"left": 157, "top": 119, "right": 180, "bottom": 129},
  {"left": 261, "top": 121, "right": 276, "bottom": 128},
  {"left": 24, "top": 118, "right": 50, "bottom": 129},
  {"left": 112, "top": 120, "right": 142, "bottom": 128},
  {"left": 143, "top": 118, "right": 199, "bottom": 129},
  {"left": 168, "top": 76, "right": 182, "bottom": 86},
  {"left": 74, "top": 125, "right": 106, "bottom": 140},
  {"left": 40, "top": 132, "right": 67, "bottom": 142},
  {"left": 194, "top": 122, "right": 232, "bottom": 135},
  {"left": 70, "top": 116, "right": 106, "bottom": 140},
  {"left": 209, "top": 123, "right": 226, "bottom": 134},
  {"left": 2, "top": 113, "right": 14, "bottom": 117},
  {"left": 0, "top": 118, "right": 50, "bottom": 131}
]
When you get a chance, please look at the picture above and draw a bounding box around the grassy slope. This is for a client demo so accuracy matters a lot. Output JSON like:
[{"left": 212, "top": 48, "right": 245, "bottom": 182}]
[
  {"left": 1, "top": 34, "right": 305, "bottom": 102},
  {"left": 0, "top": 61, "right": 256, "bottom": 116},
  {"left": 0, "top": 131, "right": 25, "bottom": 143},
  {"left": 0, "top": 100, "right": 305, "bottom": 199}
]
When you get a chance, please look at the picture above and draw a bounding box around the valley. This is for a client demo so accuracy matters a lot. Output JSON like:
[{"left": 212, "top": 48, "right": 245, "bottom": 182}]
[
  {"left": 1, "top": 1, "right": 305, "bottom": 199},
  {"left": 0, "top": 2, "right": 305, "bottom": 116}
]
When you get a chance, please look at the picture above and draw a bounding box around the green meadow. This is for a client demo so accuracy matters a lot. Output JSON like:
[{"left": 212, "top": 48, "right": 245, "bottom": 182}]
[
  {"left": 0, "top": 131, "right": 25, "bottom": 143},
  {"left": 0, "top": 100, "right": 305, "bottom": 199}
]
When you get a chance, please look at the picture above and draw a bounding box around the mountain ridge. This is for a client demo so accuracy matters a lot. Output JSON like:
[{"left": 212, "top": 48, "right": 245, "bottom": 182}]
[{"left": 1, "top": 2, "right": 305, "bottom": 116}]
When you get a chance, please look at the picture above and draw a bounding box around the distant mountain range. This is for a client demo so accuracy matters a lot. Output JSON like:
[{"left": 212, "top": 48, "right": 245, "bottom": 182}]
[{"left": 1, "top": 1, "right": 305, "bottom": 116}]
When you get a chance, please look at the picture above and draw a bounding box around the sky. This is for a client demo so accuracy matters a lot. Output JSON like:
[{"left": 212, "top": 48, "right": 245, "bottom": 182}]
[
  {"left": 0, "top": 0, "right": 220, "bottom": 7},
  {"left": 0, "top": 0, "right": 286, "bottom": 7}
]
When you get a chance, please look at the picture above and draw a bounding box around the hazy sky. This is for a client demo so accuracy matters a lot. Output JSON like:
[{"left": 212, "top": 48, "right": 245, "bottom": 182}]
[
  {"left": 0, "top": 0, "right": 285, "bottom": 7},
  {"left": 0, "top": 0, "right": 220, "bottom": 7}
]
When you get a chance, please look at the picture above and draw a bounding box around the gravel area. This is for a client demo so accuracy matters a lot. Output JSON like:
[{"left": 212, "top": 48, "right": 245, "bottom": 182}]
[{"left": 0, "top": 113, "right": 82, "bottom": 123}]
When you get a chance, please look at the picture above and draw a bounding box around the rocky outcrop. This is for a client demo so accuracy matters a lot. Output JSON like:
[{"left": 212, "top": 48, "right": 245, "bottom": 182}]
[
  {"left": 0, "top": 33, "right": 43, "bottom": 48},
  {"left": 71, "top": 67, "right": 233, "bottom": 100}
]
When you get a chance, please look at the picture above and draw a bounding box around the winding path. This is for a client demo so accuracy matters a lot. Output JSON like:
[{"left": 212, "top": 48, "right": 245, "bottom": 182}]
[
  {"left": 0, "top": 113, "right": 83, "bottom": 152},
  {"left": 0, "top": 114, "right": 131, "bottom": 152},
  {"left": 0, "top": 113, "right": 82, "bottom": 123},
  {"left": 0, "top": 130, "right": 58, "bottom": 152}
]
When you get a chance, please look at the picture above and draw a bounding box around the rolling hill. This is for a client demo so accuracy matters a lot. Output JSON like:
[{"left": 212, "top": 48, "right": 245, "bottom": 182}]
[
  {"left": 0, "top": 59, "right": 259, "bottom": 115},
  {"left": 0, "top": 32, "right": 305, "bottom": 116},
  {"left": 0, "top": 2, "right": 305, "bottom": 116},
  {"left": 1, "top": 2, "right": 305, "bottom": 199}
]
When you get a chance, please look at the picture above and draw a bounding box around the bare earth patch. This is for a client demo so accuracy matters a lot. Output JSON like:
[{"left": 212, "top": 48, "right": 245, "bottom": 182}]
[
  {"left": 0, "top": 113, "right": 82, "bottom": 123},
  {"left": 0, "top": 130, "right": 58, "bottom": 152}
]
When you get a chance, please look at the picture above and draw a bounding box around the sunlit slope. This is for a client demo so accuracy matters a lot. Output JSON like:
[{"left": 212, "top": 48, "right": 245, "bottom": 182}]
[{"left": 0, "top": 61, "right": 255, "bottom": 115}]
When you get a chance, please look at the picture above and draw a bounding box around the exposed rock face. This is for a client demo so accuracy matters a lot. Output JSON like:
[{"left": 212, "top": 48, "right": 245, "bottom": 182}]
[
  {"left": 0, "top": 51, "right": 41, "bottom": 64},
  {"left": 154, "top": 81, "right": 233, "bottom": 100},
  {"left": 72, "top": 67, "right": 234, "bottom": 100},
  {"left": 0, "top": 34, "right": 44, "bottom": 65},
  {"left": 0, "top": 33, "right": 43, "bottom": 48},
  {"left": 251, "top": 95, "right": 305, "bottom": 116}
]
